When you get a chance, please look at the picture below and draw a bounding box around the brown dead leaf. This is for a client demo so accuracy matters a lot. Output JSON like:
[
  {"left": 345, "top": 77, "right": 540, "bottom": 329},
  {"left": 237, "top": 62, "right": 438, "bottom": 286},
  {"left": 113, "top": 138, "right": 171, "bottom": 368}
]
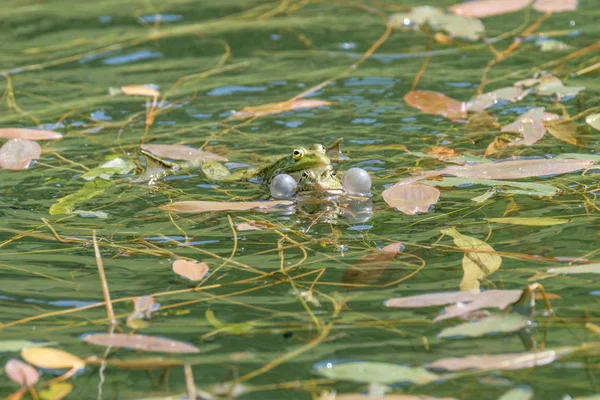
[
  {"left": 382, "top": 183, "right": 440, "bottom": 215},
  {"left": 172, "top": 260, "right": 209, "bottom": 281},
  {"left": 484, "top": 137, "right": 509, "bottom": 157},
  {"left": 82, "top": 333, "right": 200, "bottom": 353},
  {"left": 425, "top": 146, "right": 458, "bottom": 160},
  {"left": 121, "top": 85, "right": 159, "bottom": 97},
  {"left": 0, "top": 128, "right": 62, "bottom": 141},
  {"left": 160, "top": 200, "right": 293, "bottom": 213},
  {"left": 228, "top": 99, "right": 330, "bottom": 120},
  {"left": 404, "top": 90, "right": 467, "bottom": 121}
]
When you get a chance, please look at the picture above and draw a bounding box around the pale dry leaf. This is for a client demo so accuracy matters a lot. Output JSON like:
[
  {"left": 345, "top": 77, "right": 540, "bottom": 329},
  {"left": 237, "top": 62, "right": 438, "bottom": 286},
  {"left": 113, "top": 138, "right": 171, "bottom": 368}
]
[
  {"left": 0, "top": 139, "right": 42, "bottom": 170},
  {"left": 449, "top": 0, "right": 532, "bottom": 18},
  {"left": 533, "top": 0, "right": 578, "bottom": 13},
  {"left": 120, "top": 85, "right": 159, "bottom": 97},
  {"left": 382, "top": 183, "right": 440, "bottom": 215},
  {"left": 82, "top": 333, "right": 200, "bottom": 353},
  {"left": 172, "top": 260, "right": 209, "bottom": 281},
  {"left": 404, "top": 90, "right": 467, "bottom": 121},
  {"left": 141, "top": 144, "right": 227, "bottom": 162},
  {"left": 0, "top": 128, "right": 62, "bottom": 141},
  {"left": 20, "top": 347, "right": 85, "bottom": 370},
  {"left": 228, "top": 99, "right": 330, "bottom": 120},
  {"left": 160, "top": 200, "right": 293, "bottom": 213},
  {"left": 385, "top": 289, "right": 521, "bottom": 310},
  {"left": 428, "top": 349, "right": 560, "bottom": 371},
  {"left": 442, "top": 228, "right": 502, "bottom": 291},
  {"left": 501, "top": 107, "right": 546, "bottom": 146}
]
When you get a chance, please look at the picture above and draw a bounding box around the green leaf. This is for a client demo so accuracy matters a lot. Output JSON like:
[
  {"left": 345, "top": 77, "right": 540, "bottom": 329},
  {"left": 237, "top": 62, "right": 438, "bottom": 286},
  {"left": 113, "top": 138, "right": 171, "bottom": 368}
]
[
  {"left": 438, "top": 313, "right": 530, "bottom": 338},
  {"left": 0, "top": 340, "right": 56, "bottom": 353},
  {"left": 547, "top": 264, "right": 600, "bottom": 275},
  {"left": 315, "top": 361, "right": 438, "bottom": 385},
  {"left": 205, "top": 309, "right": 254, "bottom": 335},
  {"left": 554, "top": 153, "right": 600, "bottom": 162},
  {"left": 487, "top": 217, "right": 569, "bottom": 226},
  {"left": 498, "top": 386, "right": 533, "bottom": 400},
  {"left": 81, "top": 157, "right": 134, "bottom": 180},
  {"left": 201, "top": 161, "right": 231, "bottom": 180},
  {"left": 49, "top": 180, "right": 114, "bottom": 215}
]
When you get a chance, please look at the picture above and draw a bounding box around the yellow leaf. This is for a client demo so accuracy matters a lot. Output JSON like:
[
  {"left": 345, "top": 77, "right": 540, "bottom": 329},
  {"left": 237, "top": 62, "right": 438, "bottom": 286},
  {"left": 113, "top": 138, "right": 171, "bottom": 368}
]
[
  {"left": 21, "top": 347, "right": 85, "bottom": 370},
  {"left": 442, "top": 228, "right": 502, "bottom": 292},
  {"left": 120, "top": 85, "right": 159, "bottom": 97},
  {"left": 487, "top": 217, "right": 569, "bottom": 226},
  {"left": 39, "top": 382, "right": 73, "bottom": 400}
]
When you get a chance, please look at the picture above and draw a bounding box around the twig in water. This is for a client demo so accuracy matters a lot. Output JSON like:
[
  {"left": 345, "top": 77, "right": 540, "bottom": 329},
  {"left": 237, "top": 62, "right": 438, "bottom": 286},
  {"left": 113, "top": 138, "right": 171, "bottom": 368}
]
[{"left": 93, "top": 230, "right": 116, "bottom": 325}]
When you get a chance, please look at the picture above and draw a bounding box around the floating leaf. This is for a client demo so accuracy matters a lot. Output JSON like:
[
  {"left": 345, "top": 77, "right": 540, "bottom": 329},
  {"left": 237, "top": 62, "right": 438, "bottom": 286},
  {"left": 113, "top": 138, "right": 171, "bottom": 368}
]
[
  {"left": 49, "top": 180, "right": 114, "bottom": 215},
  {"left": 141, "top": 144, "right": 227, "bottom": 162},
  {"left": 484, "top": 137, "right": 509, "bottom": 157},
  {"left": 382, "top": 183, "right": 440, "bottom": 215},
  {"left": 404, "top": 91, "right": 467, "bottom": 121},
  {"left": 81, "top": 157, "right": 135, "bottom": 181},
  {"left": 439, "top": 313, "right": 530, "bottom": 338},
  {"left": 429, "top": 14, "right": 485, "bottom": 40},
  {"left": 386, "top": 289, "right": 521, "bottom": 309},
  {"left": 449, "top": 0, "right": 532, "bottom": 18},
  {"left": 487, "top": 217, "right": 569, "bottom": 226},
  {"left": 5, "top": 359, "right": 39, "bottom": 387},
  {"left": 201, "top": 161, "right": 231, "bottom": 180},
  {"left": 467, "top": 87, "right": 526, "bottom": 112},
  {"left": 341, "top": 242, "right": 404, "bottom": 287},
  {"left": 442, "top": 228, "right": 502, "bottom": 291},
  {"left": 471, "top": 189, "right": 497, "bottom": 203},
  {"left": 82, "top": 333, "right": 200, "bottom": 353},
  {"left": 425, "top": 146, "right": 459, "bottom": 160},
  {"left": 498, "top": 387, "right": 533, "bottom": 400},
  {"left": 426, "top": 176, "right": 559, "bottom": 197},
  {"left": 547, "top": 264, "right": 600, "bottom": 275},
  {"left": 0, "top": 128, "right": 62, "bottom": 141},
  {"left": 501, "top": 107, "right": 546, "bottom": 147},
  {"left": 440, "top": 158, "right": 593, "bottom": 180},
  {"left": 535, "top": 76, "right": 584, "bottom": 97},
  {"left": 172, "top": 260, "right": 209, "bottom": 281},
  {"left": 533, "top": 0, "right": 578, "bottom": 13},
  {"left": 39, "top": 382, "right": 73, "bottom": 400},
  {"left": 428, "top": 349, "right": 563, "bottom": 371},
  {"left": 537, "top": 39, "right": 572, "bottom": 52},
  {"left": 120, "top": 85, "right": 159, "bottom": 97},
  {"left": 389, "top": 6, "right": 443, "bottom": 29},
  {"left": 585, "top": 114, "right": 600, "bottom": 131},
  {"left": 21, "top": 347, "right": 85, "bottom": 370},
  {"left": 0, "top": 139, "right": 41, "bottom": 170},
  {"left": 434, "top": 290, "right": 523, "bottom": 321},
  {"left": 228, "top": 99, "right": 330, "bottom": 120},
  {"left": 159, "top": 200, "right": 293, "bottom": 213},
  {"left": 0, "top": 341, "right": 55, "bottom": 353},
  {"left": 236, "top": 222, "right": 265, "bottom": 231},
  {"left": 545, "top": 119, "right": 581, "bottom": 146},
  {"left": 206, "top": 309, "right": 255, "bottom": 335},
  {"left": 314, "top": 361, "right": 438, "bottom": 385}
]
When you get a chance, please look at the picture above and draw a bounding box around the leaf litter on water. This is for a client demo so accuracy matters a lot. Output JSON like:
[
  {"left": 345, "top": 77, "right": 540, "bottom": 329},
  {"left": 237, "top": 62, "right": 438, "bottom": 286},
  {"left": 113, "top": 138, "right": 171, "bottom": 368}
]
[
  {"left": 118, "top": 85, "right": 160, "bottom": 97},
  {"left": 438, "top": 313, "right": 530, "bottom": 338},
  {"left": 403, "top": 90, "right": 467, "bottom": 121},
  {"left": 81, "top": 157, "right": 135, "bottom": 181},
  {"left": 341, "top": 242, "right": 404, "bottom": 288},
  {"left": 314, "top": 360, "right": 439, "bottom": 385},
  {"left": 547, "top": 264, "right": 600, "bottom": 275},
  {"left": 159, "top": 200, "right": 293, "bottom": 213},
  {"left": 172, "top": 259, "right": 209, "bottom": 281},
  {"left": 141, "top": 143, "right": 227, "bottom": 162},
  {"left": 38, "top": 382, "right": 73, "bottom": 400},
  {"left": 498, "top": 387, "right": 534, "bottom": 400},
  {"left": 449, "top": 0, "right": 533, "bottom": 18},
  {"left": 5, "top": 359, "right": 39, "bottom": 387},
  {"left": 389, "top": 7, "right": 485, "bottom": 40},
  {"left": 382, "top": 183, "right": 440, "bottom": 215},
  {"left": 487, "top": 217, "right": 569, "bottom": 226},
  {"left": 385, "top": 289, "right": 522, "bottom": 310},
  {"left": 0, "top": 128, "right": 62, "bottom": 140},
  {"left": 20, "top": 347, "right": 85, "bottom": 371},
  {"left": 427, "top": 349, "right": 563, "bottom": 371},
  {"left": 0, "top": 139, "right": 41, "bottom": 170},
  {"left": 228, "top": 99, "right": 331, "bottom": 120}
]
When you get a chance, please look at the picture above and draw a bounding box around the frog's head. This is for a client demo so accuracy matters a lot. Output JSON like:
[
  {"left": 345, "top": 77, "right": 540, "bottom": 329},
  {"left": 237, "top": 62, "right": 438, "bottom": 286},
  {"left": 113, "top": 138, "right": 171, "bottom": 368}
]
[
  {"left": 297, "top": 168, "right": 344, "bottom": 196},
  {"left": 284, "top": 144, "right": 330, "bottom": 174}
]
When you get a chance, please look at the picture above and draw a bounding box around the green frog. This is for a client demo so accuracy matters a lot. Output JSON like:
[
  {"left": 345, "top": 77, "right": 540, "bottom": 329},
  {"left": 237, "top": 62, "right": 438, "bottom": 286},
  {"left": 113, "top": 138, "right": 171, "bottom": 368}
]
[
  {"left": 296, "top": 168, "right": 344, "bottom": 197},
  {"left": 141, "top": 143, "right": 332, "bottom": 184}
]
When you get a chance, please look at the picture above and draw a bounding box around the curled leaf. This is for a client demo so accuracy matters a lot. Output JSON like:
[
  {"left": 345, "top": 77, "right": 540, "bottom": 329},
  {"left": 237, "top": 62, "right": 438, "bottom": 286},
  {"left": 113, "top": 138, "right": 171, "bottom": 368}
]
[
  {"left": 404, "top": 90, "right": 467, "bottom": 121},
  {"left": 0, "top": 139, "right": 41, "bottom": 170},
  {"left": 82, "top": 333, "right": 200, "bottom": 353},
  {"left": 172, "top": 260, "right": 209, "bottom": 281},
  {"left": 0, "top": 128, "right": 62, "bottom": 141},
  {"left": 382, "top": 183, "right": 440, "bottom": 215}
]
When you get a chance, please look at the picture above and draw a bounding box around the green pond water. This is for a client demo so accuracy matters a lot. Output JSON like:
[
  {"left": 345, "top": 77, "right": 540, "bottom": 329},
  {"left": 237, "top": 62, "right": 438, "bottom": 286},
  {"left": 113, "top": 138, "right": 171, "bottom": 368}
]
[{"left": 0, "top": 0, "right": 599, "bottom": 399}]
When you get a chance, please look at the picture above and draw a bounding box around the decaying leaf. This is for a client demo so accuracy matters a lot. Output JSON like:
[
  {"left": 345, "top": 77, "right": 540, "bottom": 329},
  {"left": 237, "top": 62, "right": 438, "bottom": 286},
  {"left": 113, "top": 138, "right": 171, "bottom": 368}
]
[
  {"left": 545, "top": 119, "right": 581, "bottom": 146},
  {"left": 427, "top": 349, "right": 564, "bottom": 371},
  {"left": 440, "top": 158, "right": 593, "bottom": 180},
  {"left": 0, "top": 139, "right": 41, "bottom": 170},
  {"left": 228, "top": 99, "right": 331, "bottom": 120},
  {"left": 404, "top": 90, "right": 467, "bottom": 121},
  {"left": 382, "top": 183, "right": 440, "bottom": 215},
  {"left": 434, "top": 290, "right": 523, "bottom": 321},
  {"left": 501, "top": 107, "right": 546, "bottom": 147},
  {"left": 449, "top": 0, "right": 532, "bottom": 18},
  {"left": 82, "top": 333, "right": 200, "bottom": 353},
  {"left": 5, "top": 359, "right": 39, "bottom": 387},
  {"left": 314, "top": 360, "right": 438, "bottom": 385},
  {"left": 425, "top": 146, "right": 459, "bottom": 160},
  {"left": 385, "top": 289, "right": 521, "bottom": 310},
  {"left": 141, "top": 144, "right": 227, "bottom": 162},
  {"left": 21, "top": 347, "right": 85, "bottom": 370},
  {"left": 533, "top": 0, "right": 578, "bottom": 13},
  {"left": 442, "top": 228, "right": 502, "bottom": 291},
  {"left": 159, "top": 200, "right": 293, "bottom": 213},
  {"left": 487, "top": 217, "right": 569, "bottom": 226},
  {"left": 484, "top": 137, "right": 509, "bottom": 157},
  {"left": 438, "top": 313, "right": 530, "bottom": 338},
  {"left": 38, "top": 382, "right": 73, "bottom": 400},
  {"left": 0, "top": 128, "right": 62, "bottom": 141},
  {"left": 172, "top": 260, "right": 209, "bottom": 281},
  {"left": 120, "top": 85, "right": 159, "bottom": 97},
  {"left": 467, "top": 86, "right": 526, "bottom": 112},
  {"left": 425, "top": 176, "right": 559, "bottom": 197},
  {"left": 341, "top": 242, "right": 404, "bottom": 288}
]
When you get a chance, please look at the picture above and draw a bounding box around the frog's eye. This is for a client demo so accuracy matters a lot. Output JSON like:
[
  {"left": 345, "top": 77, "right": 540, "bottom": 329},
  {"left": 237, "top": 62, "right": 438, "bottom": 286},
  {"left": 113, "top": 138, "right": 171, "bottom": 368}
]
[
  {"left": 318, "top": 144, "right": 325, "bottom": 152},
  {"left": 301, "top": 170, "right": 310, "bottom": 178},
  {"left": 330, "top": 170, "right": 336, "bottom": 177},
  {"left": 292, "top": 148, "right": 304, "bottom": 160}
]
